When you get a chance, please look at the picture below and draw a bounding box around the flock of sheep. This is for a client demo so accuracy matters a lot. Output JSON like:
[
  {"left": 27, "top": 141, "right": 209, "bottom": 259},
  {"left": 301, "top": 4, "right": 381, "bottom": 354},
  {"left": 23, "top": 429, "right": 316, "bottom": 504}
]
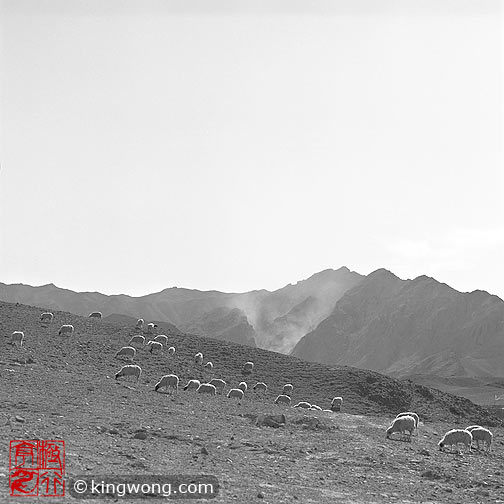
[{"left": 6, "top": 312, "right": 496, "bottom": 458}]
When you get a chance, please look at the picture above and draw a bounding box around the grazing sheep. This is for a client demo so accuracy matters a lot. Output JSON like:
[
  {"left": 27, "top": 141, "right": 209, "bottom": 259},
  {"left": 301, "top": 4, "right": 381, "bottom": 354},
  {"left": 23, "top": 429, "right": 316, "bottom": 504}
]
[
  {"left": 293, "top": 401, "right": 312, "bottom": 409},
  {"left": 128, "top": 335, "right": 145, "bottom": 347},
  {"left": 274, "top": 394, "right": 292, "bottom": 406},
  {"left": 282, "top": 383, "right": 293, "bottom": 395},
  {"left": 209, "top": 378, "right": 226, "bottom": 393},
  {"left": 153, "top": 334, "right": 168, "bottom": 346},
  {"left": 465, "top": 425, "right": 482, "bottom": 432},
  {"left": 145, "top": 322, "right": 157, "bottom": 334},
  {"left": 253, "top": 382, "right": 268, "bottom": 392},
  {"left": 135, "top": 318, "right": 144, "bottom": 330},
  {"left": 243, "top": 361, "right": 254, "bottom": 373},
  {"left": 227, "top": 388, "right": 244, "bottom": 400},
  {"left": 396, "top": 411, "right": 419, "bottom": 431},
  {"left": 115, "top": 346, "right": 136, "bottom": 361},
  {"left": 89, "top": 311, "right": 102, "bottom": 319},
  {"left": 468, "top": 427, "right": 493, "bottom": 452},
  {"left": 310, "top": 404, "right": 322, "bottom": 411},
  {"left": 40, "top": 312, "right": 54, "bottom": 323},
  {"left": 204, "top": 361, "right": 213, "bottom": 370},
  {"left": 183, "top": 379, "right": 201, "bottom": 391},
  {"left": 386, "top": 415, "right": 416, "bottom": 440},
  {"left": 438, "top": 429, "right": 473, "bottom": 453},
  {"left": 146, "top": 341, "right": 163, "bottom": 354},
  {"left": 238, "top": 381, "right": 248, "bottom": 393},
  {"left": 154, "top": 374, "right": 179, "bottom": 394},
  {"left": 58, "top": 324, "right": 74, "bottom": 336},
  {"left": 194, "top": 352, "right": 203, "bottom": 365},
  {"left": 197, "top": 383, "right": 217, "bottom": 395},
  {"left": 10, "top": 331, "right": 25, "bottom": 347},
  {"left": 167, "top": 346, "right": 176, "bottom": 356},
  {"left": 331, "top": 396, "right": 343, "bottom": 412},
  {"left": 115, "top": 364, "right": 142, "bottom": 382}
]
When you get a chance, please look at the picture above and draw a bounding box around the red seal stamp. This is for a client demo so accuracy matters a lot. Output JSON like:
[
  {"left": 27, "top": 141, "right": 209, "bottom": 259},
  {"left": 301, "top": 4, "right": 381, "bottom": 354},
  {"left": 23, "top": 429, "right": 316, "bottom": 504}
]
[{"left": 9, "top": 440, "right": 65, "bottom": 497}]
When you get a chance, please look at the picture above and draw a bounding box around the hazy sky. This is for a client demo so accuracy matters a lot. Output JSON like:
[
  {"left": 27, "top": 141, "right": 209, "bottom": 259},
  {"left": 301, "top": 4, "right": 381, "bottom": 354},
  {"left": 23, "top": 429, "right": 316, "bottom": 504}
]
[{"left": 1, "top": 0, "right": 503, "bottom": 299}]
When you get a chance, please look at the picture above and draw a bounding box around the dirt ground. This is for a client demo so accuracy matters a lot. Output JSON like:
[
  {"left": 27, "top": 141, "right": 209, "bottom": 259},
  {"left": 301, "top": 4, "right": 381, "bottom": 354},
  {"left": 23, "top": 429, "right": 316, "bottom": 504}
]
[{"left": 1, "top": 301, "right": 503, "bottom": 503}]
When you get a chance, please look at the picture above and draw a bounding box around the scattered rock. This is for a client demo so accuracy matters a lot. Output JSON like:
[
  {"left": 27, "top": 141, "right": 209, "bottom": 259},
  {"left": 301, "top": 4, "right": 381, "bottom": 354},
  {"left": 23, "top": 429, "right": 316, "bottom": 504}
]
[
  {"left": 257, "top": 492, "right": 264, "bottom": 499},
  {"left": 476, "top": 489, "right": 490, "bottom": 497},
  {"left": 419, "top": 449, "right": 430, "bottom": 456},
  {"left": 421, "top": 470, "right": 442, "bottom": 480},
  {"left": 201, "top": 447, "right": 209, "bottom": 455},
  {"left": 15, "top": 416, "right": 25, "bottom": 423},
  {"left": 133, "top": 431, "right": 148, "bottom": 440},
  {"left": 109, "top": 428, "right": 119, "bottom": 435}
]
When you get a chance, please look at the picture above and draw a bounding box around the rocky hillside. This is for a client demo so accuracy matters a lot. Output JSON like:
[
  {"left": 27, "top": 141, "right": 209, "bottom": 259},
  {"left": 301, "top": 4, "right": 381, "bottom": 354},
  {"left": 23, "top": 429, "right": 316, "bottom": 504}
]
[
  {"left": 292, "top": 269, "right": 504, "bottom": 378},
  {"left": 0, "top": 267, "right": 361, "bottom": 351}
]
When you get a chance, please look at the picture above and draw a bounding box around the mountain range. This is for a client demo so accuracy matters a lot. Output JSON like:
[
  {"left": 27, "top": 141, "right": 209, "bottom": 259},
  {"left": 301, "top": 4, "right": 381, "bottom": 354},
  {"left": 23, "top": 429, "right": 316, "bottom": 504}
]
[{"left": 2, "top": 266, "right": 503, "bottom": 378}]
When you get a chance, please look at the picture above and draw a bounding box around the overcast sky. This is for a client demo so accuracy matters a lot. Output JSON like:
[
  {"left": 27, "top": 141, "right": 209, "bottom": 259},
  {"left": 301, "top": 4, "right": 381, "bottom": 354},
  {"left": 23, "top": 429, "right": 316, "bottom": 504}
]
[{"left": 1, "top": 0, "right": 503, "bottom": 299}]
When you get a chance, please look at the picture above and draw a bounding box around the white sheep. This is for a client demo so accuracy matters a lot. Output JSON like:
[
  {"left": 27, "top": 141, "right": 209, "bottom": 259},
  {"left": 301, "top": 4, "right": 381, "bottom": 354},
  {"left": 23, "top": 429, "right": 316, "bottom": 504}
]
[
  {"left": 238, "top": 381, "right": 248, "bottom": 393},
  {"left": 396, "top": 411, "right": 419, "bottom": 431},
  {"left": 467, "top": 427, "right": 493, "bottom": 452},
  {"left": 243, "top": 361, "right": 254, "bottom": 373},
  {"left": 58, "top": 324, "right": 74, "bottom": 336},
  {"left": 128, "top": 335, "right": 145, "bottom": 347},
  {"left": 386, "top": 415, "right": 416, "bottom": 440},
  {"left": 331, "top": 396, "right": 343, "bottom": 412},
  {"left": 167, "top": 346, "right": 176, "bottom": 356},
  {"left": 145, "top": 322, "right": 157, "bottom": 334},
  {"left": 293, "top": 401, "right": 312, "bottom": 409},
  {"left": 10, "top": 331, "right": 25, "bottom": 347},
  {"left": 89, "top": 311, "right": 102, "bottom": 319},
  {"left": 154, "top": 374, "right": 179, "bottom": 394},
  {"left": 194, "top": 352, "right": 203, "bottom": 365},
  {"left": 465, "top": 425, "right": 482, "bottom": 432},
  {"left": 274, "top": 394, "right": 292, "bottom": 406},
  {"left": 146, "top": 341, "right": 163, "bottom": 354},
  {"left": 153, "top": 334, "right": 168, "bottom": 346},
  {"left": 135, "top": 318, "right": 144, "bottom": 330},
  {"left": 115, "top": 364, "right": 142, "bottom": 382},
  {"left": 310, "top": 404, "right": 322, "bottom": 411},
  {"left": 438, "top": 429, "right": 473, "bottom": 453},
  {"left": 40, "top": 312, "right": 54, "bottom": 323},
  {"left": 183, "top": 379, "right": 201, "bottom": 391},
  {"left": 204, "top": 361, "right": 213, "bottom": 370},
  {"left": 253, "top": 382, "right": 268, "bottom": 392},
  {"left": 227, "top": 388, "right": 244, "bottom": 399},
  {"left": 197, "top": 383, "right": 217, "bottom": 395},
  {"left": 115, "top": 346, "right": 136, "bottom": 361},
  {"left": 209, "top": 378, "right": 226, "bottom": 393},
  {"left": 282, "top": 383, "right": 293, "bottom": 395}
]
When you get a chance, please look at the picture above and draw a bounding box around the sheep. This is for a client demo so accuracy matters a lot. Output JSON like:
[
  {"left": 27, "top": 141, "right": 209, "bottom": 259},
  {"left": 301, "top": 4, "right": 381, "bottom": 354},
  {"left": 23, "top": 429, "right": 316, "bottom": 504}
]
[
  {"left": 396, "top": 411, "right": 419, "bottom": 431},
  {"left": 58, "top": 324, "right": 74, "bottom": 336},
  {"left": 145, "top": 322, "right": 157, "bottom": 334},
  {"left": 293, "top": 401, "right": 312, "bottom": 409},
  {"left": 227, "top": 388, "right": 244, "bottom": 400},
  {"left": 10, "top": 331, "right": 25, "bottom": 347},
  {"left": 115, "top": 346, "right": 136, "bottom": 361},
  {"left": 204, "top": 361, "right": 213, "bottom": 370},
  {"left": 146, "top": 341, "right": 163, "bottom": 354},
  {"left": 274, "top": 394, "right": 292, "bottom": 406},
  {"left": 197, "top": 383, "right": 217, "bottom": 395},
  {"left": 386, "top": 415, "right": 416, "bottom": 441},
  {"left": 128, "top": 335, "right": 145, "bottom": 347},
  {"left": 183, "top": 379, "right": 201, "bottom": 391},
  {"left": 135, "top": 318, "right": 144, "bottom": 330},
  {"left": 238, "top": 381, "right": 248, "bottom": 393},
  {"left": 253, "top": 382, "right": 268, "bottom": 392},
  {"left": 331, "top": 396, "right": 343, "bottom": 412},
  {"left": 115, "top": 364, "right": 142, "bottom": 382},
  {"left": 209, "top": 378, "right": 226, "bottom": 393},
  {"left": 40, "top": 312, "right": 54, "bottom": 323},
  {"left": 167, "top": 346, "right": 176, "bottom": 356},
  {"left": 153, "top": 334, "right": 168, "bottom": 346},
  {"left": 243, "top": 361, "right": 254, "bottom": 373},
  {"left": 438, "top": 429, "right": 473, "bottom": 453},
  {"left": 194, "top": 352, "right": 203, "bottom": 365},
  {"left": 282, "top": 383, "right": 293, "bottom": 395},
  {"left": 310, "top": 404, "right": 322, "bottom": 411},
  {"left": 89, "top": 311, "right": 102, "bottom": 319},
  {"left": 154, "top": 374, "right": 179, "bottom": 394},
  {"left": 465, "top": 425, "right": 482, "bottom": 432},
  {"left": 467, "top": 427, "right": 493, "bottom": 452}
]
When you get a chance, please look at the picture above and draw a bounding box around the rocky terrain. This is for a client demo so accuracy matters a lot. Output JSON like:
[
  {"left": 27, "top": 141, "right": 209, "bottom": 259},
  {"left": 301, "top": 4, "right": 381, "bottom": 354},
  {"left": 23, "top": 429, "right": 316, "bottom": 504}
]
[
  {"left": 292, "top": 269, "right": 504, "bottom": 378},
  {"left": 1, "top": 301, "right": 504, "bottom": 503}
]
